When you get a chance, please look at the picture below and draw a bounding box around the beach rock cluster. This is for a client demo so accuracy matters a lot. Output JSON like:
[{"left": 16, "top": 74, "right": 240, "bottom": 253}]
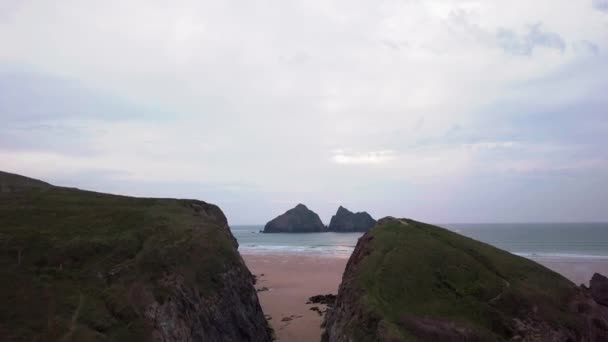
[
  {"left": 0, "top": 171, "right": 272, "bottom": 342},
  {"left": 328, "top": 206, "right": 376, "bottom": 232},
  {"left": 308, "top": 294, "right": 337, "bottom": 306},
  {"left": 308, "top": 294, "right": 337, "bottom": 316},
  {"left": 263, "top": 204, "right": 376, "bottom": 233},
  {"left": 323, "top": 217, "right": 608, "bottom": 341}
]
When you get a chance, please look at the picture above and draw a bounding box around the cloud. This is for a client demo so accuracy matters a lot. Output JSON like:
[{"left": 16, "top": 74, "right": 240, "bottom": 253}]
[
  {"left": 572, "top": 40, "right": 600, "bottom": 55},
  {"left": 448, "top": 11, "right": 567, "bottom": 56},
  {"left": 0, "top": 68, "right": 159, "bottom": 122},
  {"left": 496, "top": 23, "right": 566, "bottom": 56},
  {"left": 0, "top": 0, "right": 607, "bottom": 222},
  {"left": 593, "top": 0, "right": 608, "bottom": 12},
  {"left": 493, "top": 158, "right": 608, "bottom": 174},
  {"left": 462, "top": 141, "right": 520, "bottom": 151}
]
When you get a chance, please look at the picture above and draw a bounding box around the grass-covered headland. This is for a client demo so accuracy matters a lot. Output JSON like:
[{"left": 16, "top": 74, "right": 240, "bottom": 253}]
[
  {"left": 0, "top": 171, "right": 270, "bottom": 341},
  {"left": 324, "top": 217, "right": 608, "bottom": 341}
]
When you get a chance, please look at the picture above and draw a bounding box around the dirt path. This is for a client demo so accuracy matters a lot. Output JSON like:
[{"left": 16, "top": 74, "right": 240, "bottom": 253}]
[
  {"left": 489, "top": 279, "right": 510, "bottom": 304},
  {"left": 61, "top": 293, "right": 84, "bottom": 342}
]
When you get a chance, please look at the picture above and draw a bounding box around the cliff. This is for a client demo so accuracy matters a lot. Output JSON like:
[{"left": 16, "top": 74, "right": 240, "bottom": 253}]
[
  {"left": 263, "top": 203, "right": 325, "bottom": 233},
  {"left": 328, "top": 206, "right": 376, "bottom": 232},
  {"left": 0, "top": 171, "right": 271, "bottom": 341},
  {"left": 324, "top": 217, "right": 608, "bottom": 341}
]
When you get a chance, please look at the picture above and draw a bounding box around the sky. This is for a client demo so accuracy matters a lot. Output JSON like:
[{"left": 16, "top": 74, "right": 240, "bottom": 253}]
[{"left": 1, "top": 0, "right": 607, "bottom": 224}]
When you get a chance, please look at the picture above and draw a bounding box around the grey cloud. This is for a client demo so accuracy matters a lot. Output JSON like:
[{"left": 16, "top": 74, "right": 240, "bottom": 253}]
[
  {"left": 573, "top": 40, "right": 600, "bottom": 55},
  {"left": 593, "top": 0, "right": 608, "bottom": 12},
  {"left": 380, "top": 39, "right": 409, "bottom": 51},
  {"left": 496, "top": 23, "right": 566, "bottom": 56},
  {"left": 448, "top": 11, "right": 566, "bottom": 56},
  {"left": 0, "top": 122, "right": 100, "bottom": 156},
  {"left": 1, "top": 1, "right": 608, "bottom": 223},
  {"left": 0, "top": 68, "right": 162, "bottom": 122},
  {"left": 278, "top": 52, "right": 312, "bottom": 65}
]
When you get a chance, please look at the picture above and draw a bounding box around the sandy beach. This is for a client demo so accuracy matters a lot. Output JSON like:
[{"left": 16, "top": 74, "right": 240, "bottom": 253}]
[
  {"left": 534, "top": 258, "right": 608, "bottom": 286},
  {"left": 243, "top": 254, "right": 348, "bottom": 342},
  {"left": 243, "top": 253, "right": 608, "bottom": 342}
]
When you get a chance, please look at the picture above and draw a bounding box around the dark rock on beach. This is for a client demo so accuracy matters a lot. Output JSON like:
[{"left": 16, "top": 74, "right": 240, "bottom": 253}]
[{"left": 309, "top": 294, "right": 337, "bottom": 306}]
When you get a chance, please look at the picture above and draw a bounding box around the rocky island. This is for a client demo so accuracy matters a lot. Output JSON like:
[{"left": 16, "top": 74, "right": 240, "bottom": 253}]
[
  {"left": 324, "top": 217, "right": 608, "bottom": 341},
  {"left": 328, "top": 206, "right": 376, "bottom": 232},
  {"left": 0, "top": 171, "right": 271, "bottom": 341},
  {"left": 263, "top": 203, "right": 325, "bottom": 233}
]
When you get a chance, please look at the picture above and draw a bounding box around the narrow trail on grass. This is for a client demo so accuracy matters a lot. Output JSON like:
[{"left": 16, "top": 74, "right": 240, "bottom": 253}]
[
  {"left": 61, "top": 293, "right": 84, "bottom": 342},
  {"left": 489, "top": 279, "right": 510, "bottom": 304}
]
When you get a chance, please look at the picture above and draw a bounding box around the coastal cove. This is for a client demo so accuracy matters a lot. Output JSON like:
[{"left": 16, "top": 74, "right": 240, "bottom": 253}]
[
  {"left": 236, "top": 223, "right": 608, "bottom": 341},
  {"left": 242, "top": 253, "right": 608, "bottom": 342},
  {"left": 4, "top": 1, "right": 608, "bottom": 340}
]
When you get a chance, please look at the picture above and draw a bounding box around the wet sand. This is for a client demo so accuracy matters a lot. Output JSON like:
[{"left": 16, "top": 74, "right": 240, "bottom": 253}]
[
  {"left": 243, "top": 253, "right": 608, "bottom": 342},
  {"left": 534, "top": 258, "right": 608, "bottom": 286}
]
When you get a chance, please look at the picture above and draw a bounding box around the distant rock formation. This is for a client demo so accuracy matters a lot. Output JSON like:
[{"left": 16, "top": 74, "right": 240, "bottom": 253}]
[
  {"left": 263, "top": 204, "right": 325, "bottom": 233},
  {"left": 328, "top": 206, "right": 376, "bottom": 232},
  {"left": 323, "top": 217, "right": 608, "bottom": 341}
]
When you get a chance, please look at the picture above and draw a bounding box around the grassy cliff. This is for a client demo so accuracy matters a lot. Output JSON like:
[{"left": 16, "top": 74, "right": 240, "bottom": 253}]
[
  {"left": 324, "top": 217, "right": 608, "bottom": 341},
  {"left": 0, "top": 171, "right": 271, "bottom": 341}
]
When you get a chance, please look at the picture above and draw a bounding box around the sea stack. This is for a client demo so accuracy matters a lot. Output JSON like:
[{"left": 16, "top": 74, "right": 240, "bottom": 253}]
[
  {"left": 263, "top": 203, "right": 325, "bottom": 233},
  {"left": 328, "top": 206, "right": 376, "bottom": 232}
]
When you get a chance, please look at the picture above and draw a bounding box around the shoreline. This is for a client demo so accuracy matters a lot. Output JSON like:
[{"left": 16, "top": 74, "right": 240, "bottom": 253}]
[
  {"left": 532, "top": 258, "right": 608, "bottom": 286},
  {"left": 242, "top": 252, "right": 608, "bottom": 342}
]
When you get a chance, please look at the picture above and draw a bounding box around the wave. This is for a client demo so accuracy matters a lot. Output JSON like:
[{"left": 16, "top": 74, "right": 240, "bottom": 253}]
[
  {"left": 239, "top": 244, "right": 355, "bottom": 258},
  {"left": 239, "top": 245, "right": 608, "bottom": 261},
  {"left": 514, "top": 252, "right": 608, "bottom": 261}
]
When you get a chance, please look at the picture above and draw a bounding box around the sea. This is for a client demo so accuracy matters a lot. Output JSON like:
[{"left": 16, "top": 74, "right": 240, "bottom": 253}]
[{"left": 231, "top": 223, "right": 608, "bottom": 260}]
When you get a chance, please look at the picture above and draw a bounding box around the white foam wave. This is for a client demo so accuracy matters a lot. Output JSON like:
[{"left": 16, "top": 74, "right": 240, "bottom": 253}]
[
  {"left": 514, "top": 252, "right": 608, "bottom": 261},
  {"left": 239, "top": 244, "right": 355, "bottom": 258}
]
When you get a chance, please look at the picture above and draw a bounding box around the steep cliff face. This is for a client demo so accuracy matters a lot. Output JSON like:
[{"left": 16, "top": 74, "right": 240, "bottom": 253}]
[
  {"left": 324, "top": 217, "right": 608, "bottom": 341},
  {"left": 263, "top": 203, "right": 325, "bottom": 233},
  {"left": 328, "top": 206, "right": 376, "bottom": 232},
  {"left": 0, "top": 171, "right": 271, "bottom": 342}
]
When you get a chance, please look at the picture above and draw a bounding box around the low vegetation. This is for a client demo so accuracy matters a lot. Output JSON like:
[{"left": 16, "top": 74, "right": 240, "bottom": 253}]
[
  {"left": 0, "top": 171, "right": 249, "bottom": 341},
  {"left": 325, "top": 217, "right": 607, "bottom": 341}
]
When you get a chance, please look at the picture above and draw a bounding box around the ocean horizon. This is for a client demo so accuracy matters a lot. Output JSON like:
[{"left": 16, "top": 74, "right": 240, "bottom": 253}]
[{"left": 232, "top": 222, "right": 608, "bottom": 260}]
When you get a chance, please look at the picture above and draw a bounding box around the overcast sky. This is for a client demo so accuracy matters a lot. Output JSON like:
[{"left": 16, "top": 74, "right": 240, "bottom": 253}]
[{"left": 1, "top": 0, "right": 607, "bottom": 224}]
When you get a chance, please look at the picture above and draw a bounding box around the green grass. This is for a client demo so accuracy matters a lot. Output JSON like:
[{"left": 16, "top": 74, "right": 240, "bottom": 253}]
[
  {"left": 351, "top": 219, "right": 584, "bottom": 341},
  {"left": 0, "top": 172, "right": 241, "bottom": 341}
]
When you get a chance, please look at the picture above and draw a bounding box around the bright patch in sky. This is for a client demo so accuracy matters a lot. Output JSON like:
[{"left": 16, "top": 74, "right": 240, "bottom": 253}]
[{"left": 331, "top": 150, "right": 396, "bottom": 165}]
